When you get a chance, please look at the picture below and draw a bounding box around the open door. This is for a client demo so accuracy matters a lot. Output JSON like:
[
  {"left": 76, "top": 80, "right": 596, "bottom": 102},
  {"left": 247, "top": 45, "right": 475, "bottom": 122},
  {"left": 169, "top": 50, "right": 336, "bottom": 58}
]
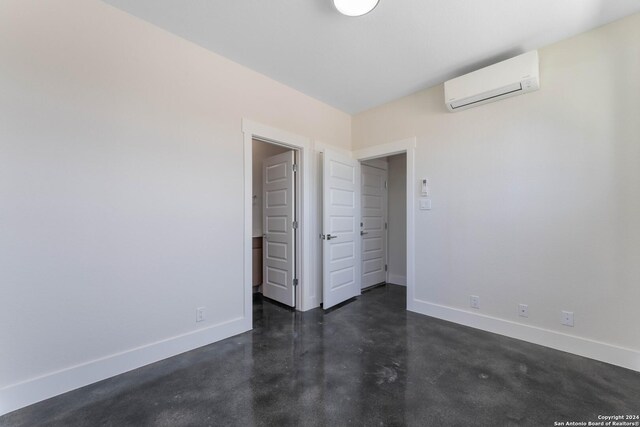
[
  {"left": 262, "top": 150, "right": 296, "bottom": 307},
  {"left": 361, "top": 163, "right": 388, "bottom": 288},
  {"left": 322, "top": 149, "right": 360, "bottom": 310}
]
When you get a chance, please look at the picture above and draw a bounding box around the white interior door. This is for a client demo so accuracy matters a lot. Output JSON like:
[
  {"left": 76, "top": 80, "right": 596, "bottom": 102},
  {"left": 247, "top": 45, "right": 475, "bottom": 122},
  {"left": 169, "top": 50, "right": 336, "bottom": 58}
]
[
  {"left": 263, "top": 150, "right": 296, "bottom": 307},
  {"left": 361, "top": 164, "right": 387, "bottom": 288},
  {"left": 322, "top": 149, "right": 360, "bottom": 310}
]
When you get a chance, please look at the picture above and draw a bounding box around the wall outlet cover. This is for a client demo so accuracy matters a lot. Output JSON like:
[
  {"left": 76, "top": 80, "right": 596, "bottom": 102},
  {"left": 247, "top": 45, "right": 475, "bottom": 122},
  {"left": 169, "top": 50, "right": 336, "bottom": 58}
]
[
  {"left": 518, "top": 304, "right": 529, "bottom": 318},
  {"left": 561, "top": 310, "right": 574, "bottom": 327},
  {"left": 470, "top": 295, "right": 480, "bottom": 309},
  {"left": 196, "top": 307, "right": 206, "bottom": 323}
]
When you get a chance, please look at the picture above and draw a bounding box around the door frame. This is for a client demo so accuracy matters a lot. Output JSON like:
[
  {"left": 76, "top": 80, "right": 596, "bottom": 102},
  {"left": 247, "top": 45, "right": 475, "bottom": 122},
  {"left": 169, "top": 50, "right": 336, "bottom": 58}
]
[
  {"left": 243, "top": 120, "right": 313, "bottom": 327},
  {"left": 353, "top": 137, "right": 417, "bottom": 311}
]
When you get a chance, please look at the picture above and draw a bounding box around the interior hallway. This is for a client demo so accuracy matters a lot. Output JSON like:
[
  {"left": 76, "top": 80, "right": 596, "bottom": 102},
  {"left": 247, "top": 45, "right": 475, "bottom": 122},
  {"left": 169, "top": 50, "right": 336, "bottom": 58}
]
[{"left": 2, "top": 285, "right": 638, "bottom": 426}]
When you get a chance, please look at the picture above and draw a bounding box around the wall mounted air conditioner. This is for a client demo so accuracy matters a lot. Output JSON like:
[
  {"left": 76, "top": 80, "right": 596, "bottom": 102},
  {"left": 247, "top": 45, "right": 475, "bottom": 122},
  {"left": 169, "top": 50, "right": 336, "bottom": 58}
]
[{"left": 444, "top": 50, "right": 539, "bottom": 112}]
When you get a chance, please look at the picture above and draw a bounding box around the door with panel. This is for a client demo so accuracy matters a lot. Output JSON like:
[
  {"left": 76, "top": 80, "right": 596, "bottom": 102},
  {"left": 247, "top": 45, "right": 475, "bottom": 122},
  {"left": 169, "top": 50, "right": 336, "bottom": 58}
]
[
  {"left": 262, "top": 150, "right": 296, "bottom": 307},
  {"left": 322, "top": 149, "right": 360, "bottom": 310},
  {"left": 360, "top": 164, "right": 388, "bottom": 289}
]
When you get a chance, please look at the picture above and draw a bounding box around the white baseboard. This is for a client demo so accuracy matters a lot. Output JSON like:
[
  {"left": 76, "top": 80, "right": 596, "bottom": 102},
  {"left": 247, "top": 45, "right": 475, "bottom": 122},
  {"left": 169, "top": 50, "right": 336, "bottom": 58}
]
[
  {"left": 387, "top": 274, "right": 406, "bottom": 286},
  {"left": 0, "top": 317, "right": 250, "bottom": 416},
  {"left": 409, "top": 298, "right": 640, "bottom": 373}
]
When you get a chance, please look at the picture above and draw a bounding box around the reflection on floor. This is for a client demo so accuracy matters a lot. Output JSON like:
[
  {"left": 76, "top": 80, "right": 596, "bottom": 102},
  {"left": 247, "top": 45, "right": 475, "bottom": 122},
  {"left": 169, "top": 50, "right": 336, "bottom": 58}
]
[{"left": 3, "top": 285, "right": 639, "bottom": 426}]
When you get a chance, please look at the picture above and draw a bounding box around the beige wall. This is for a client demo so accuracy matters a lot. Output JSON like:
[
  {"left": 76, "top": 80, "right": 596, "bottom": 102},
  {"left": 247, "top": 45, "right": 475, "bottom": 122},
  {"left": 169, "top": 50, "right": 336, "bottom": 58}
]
[
  {"left": 353, "top": 14, "right": 640, "bottom": 352},
  {"left": 0, "top": 0, "right": 350, "bottom": 412}
]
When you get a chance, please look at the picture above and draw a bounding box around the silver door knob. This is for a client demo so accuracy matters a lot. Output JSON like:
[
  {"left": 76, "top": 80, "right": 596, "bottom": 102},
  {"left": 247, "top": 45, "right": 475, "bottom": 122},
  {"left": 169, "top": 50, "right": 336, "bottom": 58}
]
[
  {"left": 360, "top": 231, "right": 369, "bottom": 235},
  {"left": 326, "top": 234, "right": 338, "bottom": 240}
]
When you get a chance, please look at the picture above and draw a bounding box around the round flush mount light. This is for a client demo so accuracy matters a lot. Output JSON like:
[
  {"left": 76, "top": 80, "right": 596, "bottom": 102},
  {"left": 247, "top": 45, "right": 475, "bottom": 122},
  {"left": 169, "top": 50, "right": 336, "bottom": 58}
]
[{"left": 333, "top": 0, "right": 380, "bottom": 17}]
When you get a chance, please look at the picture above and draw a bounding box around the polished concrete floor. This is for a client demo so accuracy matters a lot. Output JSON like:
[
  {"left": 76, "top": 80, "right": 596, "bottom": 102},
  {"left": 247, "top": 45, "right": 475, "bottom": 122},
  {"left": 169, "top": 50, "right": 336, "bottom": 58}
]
[{"left": 2, "top": 285, "right": 639, "bottom": 426}]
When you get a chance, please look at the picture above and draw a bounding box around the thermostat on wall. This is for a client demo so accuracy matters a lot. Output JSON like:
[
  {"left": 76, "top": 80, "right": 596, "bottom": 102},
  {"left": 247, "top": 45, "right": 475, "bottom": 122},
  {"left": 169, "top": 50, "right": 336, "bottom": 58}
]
[{"left": 421, "top": 178, "right": 430, "bottom": 196}]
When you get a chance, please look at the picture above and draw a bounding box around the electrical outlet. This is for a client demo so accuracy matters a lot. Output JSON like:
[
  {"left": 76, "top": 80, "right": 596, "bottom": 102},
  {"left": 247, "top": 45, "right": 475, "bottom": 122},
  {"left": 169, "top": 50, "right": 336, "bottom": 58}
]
[
  {"left": 196, "top": 307, "right": 206, "bottom": 323},
  {"left": 470, "top": 295, "right": 480, "bottom": 309},
  {"left": 518, "top": 304, "right": 529, "bottom": 318},
  {"left": 561, "top": 310, "right": 574, "bottom": 327}
]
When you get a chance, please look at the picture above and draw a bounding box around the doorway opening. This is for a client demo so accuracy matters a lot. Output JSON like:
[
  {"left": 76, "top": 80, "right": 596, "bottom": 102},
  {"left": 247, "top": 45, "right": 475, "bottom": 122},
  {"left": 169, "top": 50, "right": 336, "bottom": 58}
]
[
  {"left": 360, "top": 153, "right": 407, "bottom": 292},
  {"left": 243, "top": 119, "right": 315, "bottom": 331},
  {"left": 353, "top": 137, "right": 416, "bottom": 313},
  {"left": 320, "top": 141, "right": 414, "bottom": 312},
  {"left": 251, "top": 139, "right": 298, "bottom": 310}
]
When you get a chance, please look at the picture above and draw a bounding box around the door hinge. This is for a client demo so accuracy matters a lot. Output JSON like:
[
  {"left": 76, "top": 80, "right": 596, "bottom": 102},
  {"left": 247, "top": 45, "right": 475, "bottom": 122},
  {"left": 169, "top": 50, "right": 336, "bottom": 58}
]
[
  {"left": 293, "top": 278, "right": 299, "bottom": 287},
  {"left": 292, "top": 164, "right": 298, "bottom": 173},
  {"left": 385, "top": 222, "right": 388, "bottom": 230},
  {"left": 385, "top": 264, "right": 388, "bottom": 272},
  {"left": 384, "top": 180, "right": 388, "bottom": 189},
  {"left": 292, "top": 221, "right": 298, "bottom": 229}
]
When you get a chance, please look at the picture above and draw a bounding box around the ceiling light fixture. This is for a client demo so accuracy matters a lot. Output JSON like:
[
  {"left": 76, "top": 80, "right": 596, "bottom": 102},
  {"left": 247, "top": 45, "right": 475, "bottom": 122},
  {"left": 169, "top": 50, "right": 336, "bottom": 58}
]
[{"left": 333, "top": 0, "right": 380, "bottom": 17}]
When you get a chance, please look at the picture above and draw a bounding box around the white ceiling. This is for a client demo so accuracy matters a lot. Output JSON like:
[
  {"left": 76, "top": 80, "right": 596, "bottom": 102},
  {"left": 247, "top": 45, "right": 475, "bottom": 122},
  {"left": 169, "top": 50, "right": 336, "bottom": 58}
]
[{"left": 102, "top": 0, "right": 640, "bottom": 113}]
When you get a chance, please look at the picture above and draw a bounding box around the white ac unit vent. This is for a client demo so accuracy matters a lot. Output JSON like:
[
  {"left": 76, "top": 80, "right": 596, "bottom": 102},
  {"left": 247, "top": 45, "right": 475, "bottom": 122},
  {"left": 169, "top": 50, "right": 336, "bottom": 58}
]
[{"left": 444, "top": 50, "right": 540, "bottom": 112}]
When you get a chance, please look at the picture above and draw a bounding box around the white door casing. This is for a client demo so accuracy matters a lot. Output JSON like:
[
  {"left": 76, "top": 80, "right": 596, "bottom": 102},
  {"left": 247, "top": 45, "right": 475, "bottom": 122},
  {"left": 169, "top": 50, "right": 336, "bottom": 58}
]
[
  {"left": 352, "top": 137, "right": 416, "bottom": 313},
  {"left": 361, "top": 164, "right": 387, "bottom": 288},
  {"left": 322, "top": 149, "right": 360, "bottom": 309},
  {"left": 263, "top": 151, "right": 296, "bottom": 307}
]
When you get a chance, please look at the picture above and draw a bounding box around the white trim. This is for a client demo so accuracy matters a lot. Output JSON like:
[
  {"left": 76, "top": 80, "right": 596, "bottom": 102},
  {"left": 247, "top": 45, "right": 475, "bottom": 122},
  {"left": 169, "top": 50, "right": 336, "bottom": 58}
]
[
  {"left": 353, "top": 138, "right": 416, "bottom": 161},
  {"left": 242, "top": 119, "right": 315, "bottom": 312},
  {"left": 0, "top": 317, "right": 247, "bottom": 416},
  {"left": 411, "top": 298, "right": 640, "bottom": 372},
  {"left": 355, "top": 159, "right": 362, "bottom": 296},
  {"left": 354, "top": 137, "right": 416, "bottom": 315},
  {"left": 387, "top": 274, "right": 406, "bottom": 286}
]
